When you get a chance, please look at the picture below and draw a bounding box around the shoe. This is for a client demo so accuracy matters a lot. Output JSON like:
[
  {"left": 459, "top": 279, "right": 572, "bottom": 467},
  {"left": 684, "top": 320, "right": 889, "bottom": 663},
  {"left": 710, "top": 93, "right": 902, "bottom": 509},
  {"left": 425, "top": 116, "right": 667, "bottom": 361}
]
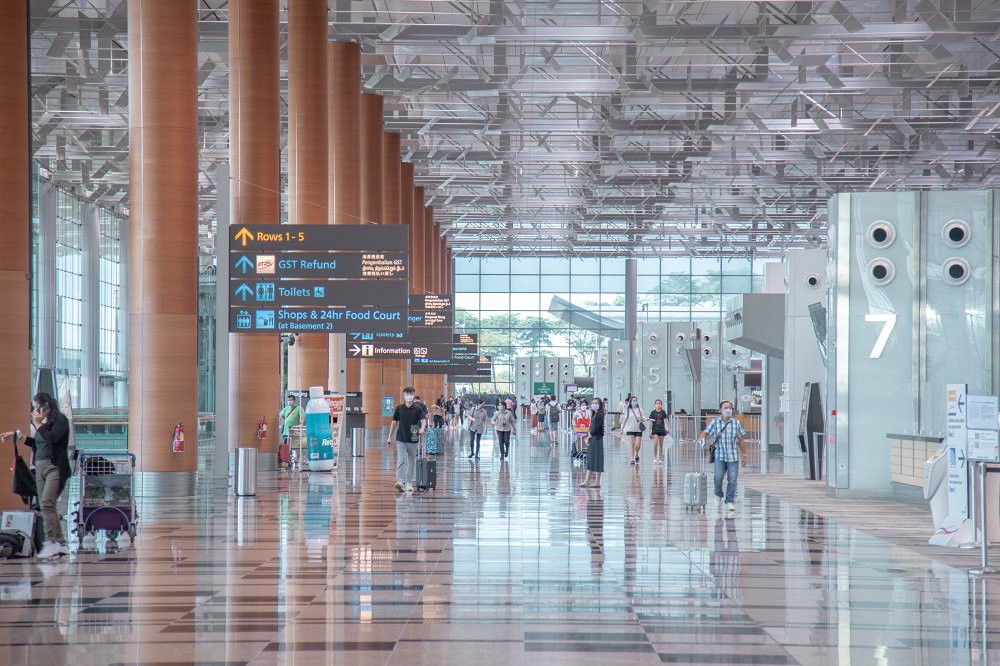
[
  {"left": 35, "top": 542, "right": 59, "bottom": 559},
  {"left": 634, "top": 457, "right": 639, "bottom": 465},
  {"left": 726, "top": 502, "right": 736, "bottom": 512},
  {"left": 630, "top": 459, "right": 635, "bottom": 465},
  {"left": 53, "top": 543, "right": 69, "bottom": 557},
  {"left": 468, "top": 454, "right": 475, "bottom": 459},
  {"left": 406, "top": 484, "right": 415, "bottom": 492},
  {"left": 395, "top": 482, "right": 404, "bottom": 492}
]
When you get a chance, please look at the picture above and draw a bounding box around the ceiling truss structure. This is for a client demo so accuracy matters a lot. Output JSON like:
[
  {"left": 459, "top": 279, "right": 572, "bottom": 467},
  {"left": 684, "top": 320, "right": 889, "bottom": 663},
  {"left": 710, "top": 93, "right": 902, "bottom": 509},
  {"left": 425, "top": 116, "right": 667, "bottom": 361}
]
[{"left": 28, "top": 0, "right": 1000, "bottom": 258}]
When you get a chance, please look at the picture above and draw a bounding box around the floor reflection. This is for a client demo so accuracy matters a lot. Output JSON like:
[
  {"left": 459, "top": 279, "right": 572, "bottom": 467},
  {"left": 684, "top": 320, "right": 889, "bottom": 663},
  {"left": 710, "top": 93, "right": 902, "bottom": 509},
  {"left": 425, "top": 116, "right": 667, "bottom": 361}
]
[{"left": 1, "top": 425, "right": 1000, "bottom": 664}]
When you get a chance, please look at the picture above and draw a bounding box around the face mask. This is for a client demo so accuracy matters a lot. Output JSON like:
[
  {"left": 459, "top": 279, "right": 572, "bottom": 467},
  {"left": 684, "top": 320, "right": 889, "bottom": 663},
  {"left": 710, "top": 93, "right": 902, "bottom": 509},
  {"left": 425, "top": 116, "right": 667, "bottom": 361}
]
[
  {"left": 592, "top": 403, "right": 600, "bottom": 411},
  {"left": 631, "top": 401, "right": 638, "bottom": 407},
  {"left": 404, "top": 394, "right": 414, "bottom": 403},
  {"left": 287, "top": 400, "right": 294, "bottom": 406},
  {"left": 722, "top": 408, "right": 733, "bottom": 418}
]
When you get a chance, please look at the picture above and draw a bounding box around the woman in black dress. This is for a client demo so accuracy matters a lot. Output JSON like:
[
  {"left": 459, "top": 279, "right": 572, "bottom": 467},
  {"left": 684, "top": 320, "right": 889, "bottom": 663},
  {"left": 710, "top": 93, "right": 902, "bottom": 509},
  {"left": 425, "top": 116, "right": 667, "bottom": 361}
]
[
  {"left": 646, "top": 399, "right": 670, "bottom": 464},
  {"left": 579, "top": 398, "right": 606, "bottom": 488}
]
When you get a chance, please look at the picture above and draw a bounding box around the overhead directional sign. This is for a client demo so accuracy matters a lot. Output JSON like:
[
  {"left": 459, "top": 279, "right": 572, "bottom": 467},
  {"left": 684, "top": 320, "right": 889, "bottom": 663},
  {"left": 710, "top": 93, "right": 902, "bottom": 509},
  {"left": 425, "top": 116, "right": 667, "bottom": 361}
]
[
  {"left": 229, "top": 224, "right": 407, "bottom": 251},
  {"left": 231, "top": 252, "right": 407, "bottom": 279},
  {"left": 347, "top": 343, "right": 413, "bottom": 359},
  {"left": 344, "top": 294, "right": 454, "bottom": 357},
  {"left": 228, "top": 224, "right": 409, "bottom": 334}
]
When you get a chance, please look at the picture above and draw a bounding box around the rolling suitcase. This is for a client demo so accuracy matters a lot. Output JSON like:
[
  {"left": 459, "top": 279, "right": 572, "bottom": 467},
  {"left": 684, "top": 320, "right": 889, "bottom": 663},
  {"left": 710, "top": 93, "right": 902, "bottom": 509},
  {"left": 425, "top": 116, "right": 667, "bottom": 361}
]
[
  {"left": 425, "top": 428, "right": 443, "bottom": 455},
  {"left": 683, "top": 472, "right": 707, "bottom": 512},
  {"left": 415, "top": 440, "right": 437, "bottom": 490},
  {"left": 278, "top": 440, "right": 292, "bottom": 468}
]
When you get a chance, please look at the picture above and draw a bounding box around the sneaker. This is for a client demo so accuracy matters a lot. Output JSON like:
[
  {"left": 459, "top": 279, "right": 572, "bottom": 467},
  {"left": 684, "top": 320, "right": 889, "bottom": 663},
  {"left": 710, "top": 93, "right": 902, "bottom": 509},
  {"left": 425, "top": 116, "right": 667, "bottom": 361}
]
[
  {"left": 394, "top": 482, "right": 404, "bottom": 492},
  {"left": 726, "top": 502, "right": 736, "bottom": 512},
  {"left": 53, "top": 543, "right": 69, "bottom": 557},
  {"left": 630, "top": 459, "right": 635, "bottom": 465},
  {"left": 35, "top": 542, "right": 59, "bottom": 559},
  {"left": 406, "top": 484, "right": 415, "bottom": 493}
]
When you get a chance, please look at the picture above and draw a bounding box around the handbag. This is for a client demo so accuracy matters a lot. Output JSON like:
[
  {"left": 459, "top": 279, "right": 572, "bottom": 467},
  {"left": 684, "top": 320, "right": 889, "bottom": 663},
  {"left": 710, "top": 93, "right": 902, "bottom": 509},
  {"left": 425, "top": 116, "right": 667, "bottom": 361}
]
[
  {"left": 632, "top": 408, "right": 646, "bottom": 432},
  {"left": 11, "top": 440, "right": 36, "bottom": 504}
]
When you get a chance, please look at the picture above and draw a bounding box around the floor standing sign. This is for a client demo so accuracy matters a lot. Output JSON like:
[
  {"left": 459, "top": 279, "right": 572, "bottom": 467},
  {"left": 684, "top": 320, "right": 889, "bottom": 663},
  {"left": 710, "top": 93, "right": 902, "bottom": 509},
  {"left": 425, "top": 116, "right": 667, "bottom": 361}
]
[
  {"left": 324, "top": 395, "right": 346, "bottom": 470},
  {"left": 945, "top": 384, "right": 969, "bottom": 525}
]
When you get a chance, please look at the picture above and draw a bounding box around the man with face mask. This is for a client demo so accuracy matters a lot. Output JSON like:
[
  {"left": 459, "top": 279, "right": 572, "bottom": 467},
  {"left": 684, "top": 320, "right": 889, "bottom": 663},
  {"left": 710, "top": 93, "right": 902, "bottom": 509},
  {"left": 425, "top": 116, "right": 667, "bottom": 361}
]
[
  {"left": 386, "top": 387, "right": 428, "bottom": 493},
  {"left": 279, "top": 394, "right": 305, "bottom": 442},
  {"left": 698, "top": 401, "right": 748, "bottom": 513}
]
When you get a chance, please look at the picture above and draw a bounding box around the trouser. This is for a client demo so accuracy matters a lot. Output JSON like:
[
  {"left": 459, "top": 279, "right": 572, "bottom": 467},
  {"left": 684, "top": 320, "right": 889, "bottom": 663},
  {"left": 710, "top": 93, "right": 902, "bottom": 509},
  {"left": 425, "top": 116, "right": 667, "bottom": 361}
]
[
  {"left": 469, "top": 431, "right": 482, "bottom": 457},
  {"left": 497, "top": 430, "right": 511, "bottom": 456},
  {"left": 714, "top": 459, "right": 740, "bottom": 504},
  {"left": 395, "top": 440, "right": 417, "bottom": 485},
  {"left": 35, "top": 459, "right": 65, "bottom": 544},
  {"left": 433, "top": 415, "right": 444, "bottom": 428}
]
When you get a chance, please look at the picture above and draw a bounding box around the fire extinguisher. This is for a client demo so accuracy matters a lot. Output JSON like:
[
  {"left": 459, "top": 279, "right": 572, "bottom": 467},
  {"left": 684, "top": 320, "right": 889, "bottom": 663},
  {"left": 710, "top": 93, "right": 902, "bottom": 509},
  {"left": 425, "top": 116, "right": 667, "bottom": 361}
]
[
  {"left": 258, "top": 416, "right": 267, "bottom": 440},
  {"left": 172, "top": 423, "right": 185, "bottom": 453}
]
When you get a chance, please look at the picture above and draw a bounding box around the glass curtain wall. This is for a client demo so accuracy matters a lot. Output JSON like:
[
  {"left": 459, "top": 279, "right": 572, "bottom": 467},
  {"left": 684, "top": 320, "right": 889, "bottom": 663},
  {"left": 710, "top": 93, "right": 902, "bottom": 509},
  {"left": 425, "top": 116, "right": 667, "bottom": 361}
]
[
  {"left": 455, "top": 256, "right": 767, "bottom": 393},
  {"left": 36, "top": 176, "right": 127, "bottom": 408}
]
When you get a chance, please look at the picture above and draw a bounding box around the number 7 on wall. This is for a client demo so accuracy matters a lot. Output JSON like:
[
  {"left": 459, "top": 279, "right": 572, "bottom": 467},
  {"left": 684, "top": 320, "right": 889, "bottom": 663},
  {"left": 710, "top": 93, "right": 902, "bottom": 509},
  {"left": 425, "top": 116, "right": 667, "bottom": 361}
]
[{"left": 864, "top": 313, "right": 897, "bottom": 359}]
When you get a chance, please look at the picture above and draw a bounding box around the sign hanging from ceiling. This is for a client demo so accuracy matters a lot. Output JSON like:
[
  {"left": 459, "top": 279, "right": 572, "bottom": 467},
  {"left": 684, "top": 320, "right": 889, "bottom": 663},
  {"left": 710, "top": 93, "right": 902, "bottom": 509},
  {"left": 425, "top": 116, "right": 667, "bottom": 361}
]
[{"left": 228, "top": 224, "right": 409, "bottom": 334}]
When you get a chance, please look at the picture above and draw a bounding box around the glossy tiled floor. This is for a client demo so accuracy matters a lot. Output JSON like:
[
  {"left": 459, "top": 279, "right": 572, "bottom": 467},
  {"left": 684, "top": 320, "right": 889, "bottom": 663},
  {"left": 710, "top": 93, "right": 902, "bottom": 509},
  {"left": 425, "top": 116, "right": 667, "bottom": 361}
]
[{"left": 2, "top": 423, "right": 1000, "bottom": 665}]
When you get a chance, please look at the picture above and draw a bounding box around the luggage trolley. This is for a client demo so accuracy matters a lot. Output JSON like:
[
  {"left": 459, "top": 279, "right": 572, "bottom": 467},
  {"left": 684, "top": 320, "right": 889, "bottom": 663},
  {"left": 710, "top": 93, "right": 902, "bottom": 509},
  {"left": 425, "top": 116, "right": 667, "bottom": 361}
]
[{"left": 71, "top": 452, "right": 138, "bottom": 543}]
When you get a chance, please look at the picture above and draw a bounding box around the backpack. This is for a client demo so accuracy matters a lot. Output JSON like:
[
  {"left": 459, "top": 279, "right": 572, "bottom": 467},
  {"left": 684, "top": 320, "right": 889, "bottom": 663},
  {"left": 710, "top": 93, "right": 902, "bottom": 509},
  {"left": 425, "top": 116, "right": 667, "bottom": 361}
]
[{"left": 549, "top": 402, "right": 559, "bottom": 420}]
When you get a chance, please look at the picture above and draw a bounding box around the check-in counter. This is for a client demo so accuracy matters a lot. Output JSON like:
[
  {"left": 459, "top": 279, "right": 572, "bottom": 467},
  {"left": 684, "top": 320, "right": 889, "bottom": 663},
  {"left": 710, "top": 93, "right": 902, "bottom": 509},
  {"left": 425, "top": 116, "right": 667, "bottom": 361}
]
[{"left": 888, "top": 433, "right": 944, "bottom": 499}]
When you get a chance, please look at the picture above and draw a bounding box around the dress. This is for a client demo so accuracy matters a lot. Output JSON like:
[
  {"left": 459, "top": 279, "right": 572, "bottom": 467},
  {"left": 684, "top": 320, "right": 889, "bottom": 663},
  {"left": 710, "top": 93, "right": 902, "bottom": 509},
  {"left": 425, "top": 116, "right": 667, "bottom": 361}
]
[{"left": 586, "top": 412, "right": 606, "bottom": 473}]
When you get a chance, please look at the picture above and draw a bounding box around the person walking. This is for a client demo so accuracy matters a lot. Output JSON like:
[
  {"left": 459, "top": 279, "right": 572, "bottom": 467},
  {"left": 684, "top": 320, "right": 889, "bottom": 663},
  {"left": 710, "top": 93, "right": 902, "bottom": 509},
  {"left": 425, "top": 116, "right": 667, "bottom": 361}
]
[
  {"left": 579, "top": 398, "right": 606, "bottom": 488},
  {"left": 493, "top": 402, "right": 517, "bottom": 458},
  {"left": 572, "top": 401, "right": 591, "bottom": 455},
  {"left": 530, "top": 399, "right": 539, "bottom": 432},
  {"left": 386, "top": 387, "right": 427, "bottom": 493},
  {"left": 622, "top": 396, "right": 645, "bottom": 464},
  {"left": 646, "top": 399, "right": 670, "bottom": 464},
  {"left": 546, "top": 395, "right": 562, "bottom": 446},
  {"left": 467, "top": 399, "right": 488, "bottom": 459},
  {"left": 698, "top": 400, "right": 749, "bottom": 513},
  {"left": 1, "top": 392, "right": 73, "bottom": 558}
]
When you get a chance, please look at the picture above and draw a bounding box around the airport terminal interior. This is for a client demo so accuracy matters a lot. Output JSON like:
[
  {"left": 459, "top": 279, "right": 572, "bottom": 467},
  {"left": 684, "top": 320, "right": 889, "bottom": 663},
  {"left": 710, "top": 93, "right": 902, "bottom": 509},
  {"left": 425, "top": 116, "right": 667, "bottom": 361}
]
[{"left": 3, "top": 0, "right": 1000, "bottom": 664}]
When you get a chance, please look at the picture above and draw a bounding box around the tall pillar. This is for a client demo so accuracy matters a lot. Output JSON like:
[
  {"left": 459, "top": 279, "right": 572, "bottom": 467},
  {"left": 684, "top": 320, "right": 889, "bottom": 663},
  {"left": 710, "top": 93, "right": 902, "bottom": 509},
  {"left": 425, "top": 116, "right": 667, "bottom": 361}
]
[
  {"left": 625, "top": 257, "right": 637, "bottom": 342},
  {"left": 81, "top": 204, "right": 101, "bottom": 408},
  {"left": 424, "top": 206, "right": 443, "bottom": 400},
  {"left": 382, "top": 132, "right": 402, "bottom": 421},
  {"left": 329, "top": 41, "right": 361, "bottom": 394},
  {"left": 229, "top": 0, "right": 281, "bottom": 464},
  {"left": 411, "top": 189, "right": 426, "bottom": 400},
  {"left": 0, "top": 1, "right": 31, "bottom": 510},
  {"left": 127, "top": 0, "right": 199, "bottom": 493},
  {"left": 401, "top": 163, "right": 415, "bottom": 396},
  {"left": 359, "top": 94, "right": 384, "bottom": 429},
  {"left": 286, "top": 0, "right": 328, "bottom": 392},
  {"left": 36, "top": 182, "right": 57, "bottom": 369}
]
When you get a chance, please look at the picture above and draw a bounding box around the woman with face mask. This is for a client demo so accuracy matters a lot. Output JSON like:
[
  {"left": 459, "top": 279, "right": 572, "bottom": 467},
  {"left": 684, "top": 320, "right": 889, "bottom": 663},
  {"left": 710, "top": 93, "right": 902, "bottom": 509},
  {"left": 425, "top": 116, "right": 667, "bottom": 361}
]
[
  {"left": 622, "top": 395, "right": 645, "bottom": 465},
  {"left": 579, "top": 398, "right": 606, "bottom": 488},
  {"left": 1, "top": 392, "right": 73, "bottom": 558},
  {"left": 492, "top": 402, "right": 517, "bottom": 458},
  {"left": 646, "top": 399, "right": 670, "bottom": 464}
]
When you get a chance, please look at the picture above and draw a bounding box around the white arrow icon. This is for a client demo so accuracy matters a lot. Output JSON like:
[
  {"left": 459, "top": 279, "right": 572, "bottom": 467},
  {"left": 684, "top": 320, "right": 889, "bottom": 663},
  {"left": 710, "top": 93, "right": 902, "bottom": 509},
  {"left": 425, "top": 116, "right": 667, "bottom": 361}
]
[{"left": 349, "top": 344, "right": 362, "bottom": 357}]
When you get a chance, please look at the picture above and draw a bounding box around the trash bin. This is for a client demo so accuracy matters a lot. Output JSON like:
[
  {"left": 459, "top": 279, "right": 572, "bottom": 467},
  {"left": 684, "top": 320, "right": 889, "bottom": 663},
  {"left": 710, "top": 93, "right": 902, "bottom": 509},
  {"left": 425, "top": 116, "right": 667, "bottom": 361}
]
[
  {"left": 236, "top": 447, "right": 258, "bottom": 496},
  {"left": 352, "top": 428, "right": 366, "bottom": 457}
]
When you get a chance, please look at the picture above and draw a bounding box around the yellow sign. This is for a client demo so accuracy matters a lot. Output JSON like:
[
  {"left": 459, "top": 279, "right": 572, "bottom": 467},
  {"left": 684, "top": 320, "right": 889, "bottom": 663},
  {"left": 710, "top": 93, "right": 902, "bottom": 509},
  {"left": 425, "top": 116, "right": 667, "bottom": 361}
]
[{"left": 234, "top": 227, "right": 253, "bottom": 246}]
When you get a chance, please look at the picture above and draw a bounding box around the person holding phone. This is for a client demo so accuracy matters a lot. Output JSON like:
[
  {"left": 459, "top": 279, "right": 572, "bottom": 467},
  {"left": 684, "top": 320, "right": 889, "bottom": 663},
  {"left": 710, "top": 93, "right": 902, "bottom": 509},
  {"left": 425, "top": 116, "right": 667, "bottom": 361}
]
[{"left": 1, "top": 392, "right": 72, "bottom": 558}]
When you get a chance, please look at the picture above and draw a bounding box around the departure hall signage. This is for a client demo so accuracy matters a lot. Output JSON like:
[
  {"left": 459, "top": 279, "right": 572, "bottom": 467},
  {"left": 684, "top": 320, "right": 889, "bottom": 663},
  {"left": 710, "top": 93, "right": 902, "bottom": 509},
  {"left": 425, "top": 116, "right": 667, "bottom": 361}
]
[
  {"left": 228, "top": 224, "right": 409, "bottom": 333},
  {"left": 343, "top": 294, "right": 455, "bottom": 358}
]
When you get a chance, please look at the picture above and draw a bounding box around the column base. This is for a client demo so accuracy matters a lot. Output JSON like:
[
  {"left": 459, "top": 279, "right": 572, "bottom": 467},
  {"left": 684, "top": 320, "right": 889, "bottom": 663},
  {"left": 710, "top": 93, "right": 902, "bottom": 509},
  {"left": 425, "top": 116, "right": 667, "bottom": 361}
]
[{"left": 135, "top": 470, "right": 196, "bottom": 497}]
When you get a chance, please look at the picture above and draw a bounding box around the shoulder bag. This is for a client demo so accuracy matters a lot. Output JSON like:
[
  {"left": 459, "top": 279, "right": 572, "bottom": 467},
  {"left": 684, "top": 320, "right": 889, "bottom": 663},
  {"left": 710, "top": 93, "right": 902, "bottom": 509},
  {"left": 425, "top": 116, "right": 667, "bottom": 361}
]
[{"left": 11, "top": 439, "right": 36, "bottom": 504}]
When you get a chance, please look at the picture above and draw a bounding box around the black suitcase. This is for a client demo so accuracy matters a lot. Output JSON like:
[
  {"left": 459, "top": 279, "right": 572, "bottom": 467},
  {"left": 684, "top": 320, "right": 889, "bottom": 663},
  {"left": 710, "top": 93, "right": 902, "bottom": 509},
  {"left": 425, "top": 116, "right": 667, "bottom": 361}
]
[{"left": 416, "top": 458, "right": 436, "bottom": 490}]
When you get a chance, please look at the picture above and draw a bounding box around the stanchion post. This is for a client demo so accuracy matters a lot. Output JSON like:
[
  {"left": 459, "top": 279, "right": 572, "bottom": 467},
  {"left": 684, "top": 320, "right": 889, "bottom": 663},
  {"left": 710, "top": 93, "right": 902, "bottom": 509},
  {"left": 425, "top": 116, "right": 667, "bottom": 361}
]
[{"left": 970, "top": 461, "right": 998, "bottom": 575}]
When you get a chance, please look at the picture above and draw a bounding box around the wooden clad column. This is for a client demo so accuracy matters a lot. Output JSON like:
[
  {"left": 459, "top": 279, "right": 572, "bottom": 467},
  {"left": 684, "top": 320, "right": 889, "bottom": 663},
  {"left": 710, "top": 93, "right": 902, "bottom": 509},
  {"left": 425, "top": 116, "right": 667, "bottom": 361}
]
[
  {"left": 0, "top": 2, "right": 31, "bottom": 509},
  {"left": 229, "top": 0, "right": 280, "bottom": 460},
  {"left": 424, "top": 206, "right": 442, "bottom": 401},
  {"left": 411, "top": 187, "right": 427, "bottom": 400},
  {"left": 382, "top": 133, "right": 403, "bottom": 420},
  {"left": 401, "top": 163, "right": 415, "bottom": 395},
  {"left": 286, "top": 0, "right": 328, "bottom": 392},
  {"left": 329, "top": 41, "right": 361, "bottom": 393},
  {"left": 359, "top": 94, "right": 384, "bottom": 429},
  {"left": 127, "top": 0, "right": 199, "bottom": 492}
]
